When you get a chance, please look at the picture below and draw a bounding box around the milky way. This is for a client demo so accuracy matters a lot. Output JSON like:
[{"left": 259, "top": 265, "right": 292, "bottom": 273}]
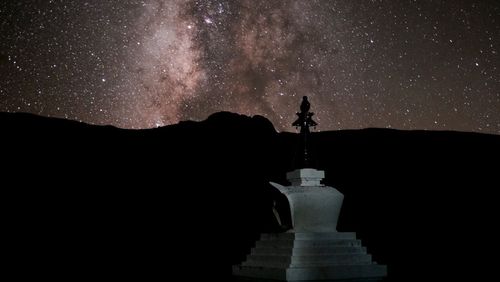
[{"left": 1, "top": 0, "right": 499, "bottom": 133}]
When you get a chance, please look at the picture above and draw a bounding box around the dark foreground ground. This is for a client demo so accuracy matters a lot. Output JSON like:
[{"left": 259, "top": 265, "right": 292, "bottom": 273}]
[{"left": 2, "top": 111, "right": 499, "bottom": 281}]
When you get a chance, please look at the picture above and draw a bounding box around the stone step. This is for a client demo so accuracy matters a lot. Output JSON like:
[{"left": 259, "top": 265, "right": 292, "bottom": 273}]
[
  {"left": 244, "top": 253, "right": 373, "bottom": 267},
  {"left": 256, "top": 239, "right": 361, "bottom": 248},
  {"left": 261, "top": 232, "right": 357, "bottom": 241},
  {"left": 251, "top": 246, "right": 367, "bottom": 256},
  {"left": 288, "top": 264, "right": 387, "bottom": 280},
  {"left": 234, "top": 264, "right": 387, "bottom": 281},
  {"left": 242, "top": 259, "right": 374, "bottom": 268}
]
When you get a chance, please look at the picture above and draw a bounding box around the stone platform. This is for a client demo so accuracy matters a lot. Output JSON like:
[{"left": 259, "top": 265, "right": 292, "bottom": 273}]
[{"left": 233, "top": 232, "right": 386, "bottom": 282}]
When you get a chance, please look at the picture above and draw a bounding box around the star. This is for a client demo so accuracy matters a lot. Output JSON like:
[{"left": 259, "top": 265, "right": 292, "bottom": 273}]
[{"left": 204, "top": 17, "right": 213, "bottom": 25}]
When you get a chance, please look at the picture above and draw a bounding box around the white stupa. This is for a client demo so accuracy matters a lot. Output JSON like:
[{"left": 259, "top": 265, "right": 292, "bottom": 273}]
[{"left": 233, "top": 97, "right": 387, "bottom": 281}]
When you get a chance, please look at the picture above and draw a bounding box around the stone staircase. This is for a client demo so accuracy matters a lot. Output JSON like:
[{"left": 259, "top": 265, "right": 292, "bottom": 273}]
[{"left": 233, "top": 232, "right": 387, "bottom": 281}]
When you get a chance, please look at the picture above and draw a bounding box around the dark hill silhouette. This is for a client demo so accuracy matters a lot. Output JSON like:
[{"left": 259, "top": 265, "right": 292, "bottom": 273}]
[{"left": 1, "top": 111, "right": 499, "bottom": 281}]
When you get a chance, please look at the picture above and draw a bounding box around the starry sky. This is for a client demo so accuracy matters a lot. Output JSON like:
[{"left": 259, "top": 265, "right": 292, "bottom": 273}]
[{"left": 1, "top": 0, "right": 499, "bottom": 134}]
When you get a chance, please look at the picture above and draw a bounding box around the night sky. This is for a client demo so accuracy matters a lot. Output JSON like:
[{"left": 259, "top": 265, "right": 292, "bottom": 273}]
[{"left": 1, "top": 1, "right": 499, "bottom": 134}]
